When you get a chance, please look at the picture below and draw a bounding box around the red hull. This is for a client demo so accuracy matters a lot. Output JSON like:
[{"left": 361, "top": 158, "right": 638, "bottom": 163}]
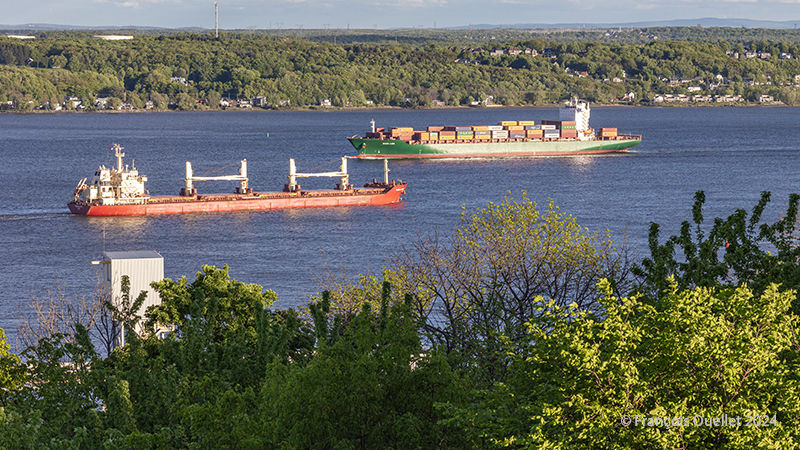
[{"left": 68, "top": 184, "right": 406, "bottom": 216}]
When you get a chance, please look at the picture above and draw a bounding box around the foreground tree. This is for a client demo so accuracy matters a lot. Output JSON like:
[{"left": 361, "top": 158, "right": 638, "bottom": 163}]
[
  {"left": 0, "top": 329, "right": 23, "bottom": 406},
  {"left": 262, "top": 283, "right": 468, "bottom": 450},
  {"left": 634, "top": 190, "right": 800, "bottom": 313},
  {"left": 448, "top": 281, "right": 800, "bottom": 449},
  {"left": 390, "top": 192, "right": 633, "bottom": 383}
]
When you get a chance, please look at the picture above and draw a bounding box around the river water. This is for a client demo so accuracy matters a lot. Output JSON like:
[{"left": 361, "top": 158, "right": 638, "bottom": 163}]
[{"left": 1, "top": 106, "right": 798, "bottom": 347}]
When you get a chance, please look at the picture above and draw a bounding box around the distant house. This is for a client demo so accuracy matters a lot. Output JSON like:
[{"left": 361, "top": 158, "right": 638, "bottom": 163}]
[
  {"left": 654, "top": 94, "right": 689, "bottom": 103},
  {"left": 93, "top": 35, "right": 133, "bottom": 40},
  {"left": 780, "top": 53, "right": 792, "bottom": 60},
  {"left": 319, "top": 99, "right": 332, "bottom": 107},
  {"left": 612, "top": 77, "right": 623, "bottom": 83},
  {"left": 687, "top": 86, "right": 702, "bottom": 92},
  {"left": 715, "top": 95, "right": 744, "bottom": 102},
  {"left": 489, "top": 49, "right": 505, "bottom": 56},
  {"left": 8, "top": 35, "right": 35, "bottom": 39},
  {"left": 524, "top": 48, "right": 537, "bottom": 56},
  {"left": 171, "top": 77, "right": 189, "bottom": 85},
  {"left": 237, "top": 99, "right": 252, "bottom": 108},
  {"left": 279, "top": 99, "right": 291, "bottom": 107},
  {"left": 691, "top": 95, "right": 713, "bottom": 102},
  {"left": 758, "top": 95, "right": 774, "bottom": 103},
  {"left": 508, "top": 47, "right": 522, "bottom": 55},
  {"left": 219, "top": 98, "right": 231, "bottom": 108},
  {"left": 66, "top": 96, "right": 81, "bottom": 109},
  {"left": 252, "top": 96, "right": 270, "bottom": 107}
]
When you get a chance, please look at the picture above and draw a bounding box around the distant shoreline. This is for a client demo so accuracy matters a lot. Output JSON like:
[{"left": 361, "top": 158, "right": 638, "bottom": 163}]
[{"left": 0, "top": 102, "right": 788, "bottom": 115}]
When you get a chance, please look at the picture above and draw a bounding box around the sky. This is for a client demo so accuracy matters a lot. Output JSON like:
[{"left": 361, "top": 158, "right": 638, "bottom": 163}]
[{"left": 4, "top": 0, "right": 800, "bottom": 30}]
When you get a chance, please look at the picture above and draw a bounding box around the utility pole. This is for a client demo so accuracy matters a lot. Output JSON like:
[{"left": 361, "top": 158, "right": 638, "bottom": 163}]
[{"left": 215, "top": 2, "right": 219, "bottom": 38}]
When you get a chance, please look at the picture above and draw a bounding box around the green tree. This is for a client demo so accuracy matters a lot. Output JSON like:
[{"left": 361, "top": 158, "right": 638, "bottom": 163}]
[
  {"left": 449, "top": 281, "right": 800, "bottom": 449},
  {"left": 11, "top": 325, "right": 102, "bottom": 444},
  {"left": 262, "top": 284, "right": 467, "bottom": 449},
  {"left": 150, "top": 92, "right": 169, "bottom": 109},
  {"left": 206, "top": 90, "right": 221, "bottom": 109},
  {"left": 49, "top": 54, "right": 67, "bottom": 68},
  {"left": 107, "top": 96, "right": 123, "bottom": 110},
  {"left": 633, "top": 190, "right": 800, "bottom": 313},
  {"left": 147, "top": 265, "right": 276, "bottom": 338},
  {"left": 0, "top": 329, "right": 23, "bottom": 407},
  {"left": 389, "top": 192, "right": 633, "bottom": 384},
  {"left": 175, "top": 92, "right": 194, "bottom": 110}
]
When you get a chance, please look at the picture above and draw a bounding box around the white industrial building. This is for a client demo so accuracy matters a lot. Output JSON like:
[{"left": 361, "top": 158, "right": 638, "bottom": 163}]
[{"left": 94, "top": 250, "right": 164, "bottom": 347}]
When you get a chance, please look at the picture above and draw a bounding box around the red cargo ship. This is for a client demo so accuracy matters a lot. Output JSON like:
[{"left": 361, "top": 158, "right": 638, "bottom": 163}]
[{"left": 68, "top": 144, "right": 406, "bottom": 216}]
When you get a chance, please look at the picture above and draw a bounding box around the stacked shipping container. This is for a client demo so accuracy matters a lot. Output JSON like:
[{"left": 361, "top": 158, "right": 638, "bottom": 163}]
[{"left": 368, "top": 118, "right": 614, "bottom": 143}]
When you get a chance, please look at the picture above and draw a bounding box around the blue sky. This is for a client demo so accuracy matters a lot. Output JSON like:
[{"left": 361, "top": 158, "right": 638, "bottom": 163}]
[{"left": 5, "top": 0, "right": 800, "bottom": 30}]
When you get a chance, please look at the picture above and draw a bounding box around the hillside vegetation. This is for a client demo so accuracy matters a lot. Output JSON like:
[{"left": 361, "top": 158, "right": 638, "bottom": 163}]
[{"left": 2, "top": 29, "right": 800, "bottom": 110}]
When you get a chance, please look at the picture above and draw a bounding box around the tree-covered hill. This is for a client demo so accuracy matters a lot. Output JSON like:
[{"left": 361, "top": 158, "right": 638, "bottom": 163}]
[{"left": 2, "top": 31, "right": 800, "bottom": 111}]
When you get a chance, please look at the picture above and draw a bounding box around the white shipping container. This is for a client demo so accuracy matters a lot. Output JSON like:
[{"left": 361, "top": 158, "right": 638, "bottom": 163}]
[{"left": 491, "top": 130, "right": 509, "bottom": 138}]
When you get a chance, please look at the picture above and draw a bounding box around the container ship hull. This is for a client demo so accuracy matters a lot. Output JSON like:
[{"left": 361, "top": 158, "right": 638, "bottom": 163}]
[
  {"left": 348, "top": 137, "right": 641, "bottom": 159},
  {"left": 349, "top": 99, "right": 641, "bottom": 159},
  {"left": 68, "top": 185, "right": 406, "bottom": 216}
]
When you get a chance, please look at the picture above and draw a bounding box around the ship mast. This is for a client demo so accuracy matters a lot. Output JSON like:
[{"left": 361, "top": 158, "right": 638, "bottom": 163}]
[{"left": 113, "top": 143, "right": 125, "bottom": 172}]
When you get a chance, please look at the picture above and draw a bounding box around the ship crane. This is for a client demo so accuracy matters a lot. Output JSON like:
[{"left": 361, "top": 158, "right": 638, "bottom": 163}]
[
  {"left": 287, "top": 157, "right": 350, "bottom": 192},
  {"left": 183, "top": 159, "right": 249, "bottom": 196}
]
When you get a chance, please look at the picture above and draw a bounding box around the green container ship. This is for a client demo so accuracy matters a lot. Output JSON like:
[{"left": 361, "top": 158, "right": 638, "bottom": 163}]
[{"left": 348, "top": 99, "right": 641, "bottom": 159}]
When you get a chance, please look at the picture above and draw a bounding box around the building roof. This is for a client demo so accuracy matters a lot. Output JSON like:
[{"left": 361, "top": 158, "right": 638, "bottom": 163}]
[
  {"left": 93, "top": 35, "right": 134, "bottom": 40},
  {"left": 104, "top": 250, "right": 163, "bottom": 260}
]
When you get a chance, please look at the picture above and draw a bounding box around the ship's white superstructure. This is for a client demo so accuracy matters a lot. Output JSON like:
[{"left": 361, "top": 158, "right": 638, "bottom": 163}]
[
  {"left": 72, "top": 144, "right": 149, "bottom": 206},
  {"left": 559, "top": 98, "right": 592, "bottom": 141}
]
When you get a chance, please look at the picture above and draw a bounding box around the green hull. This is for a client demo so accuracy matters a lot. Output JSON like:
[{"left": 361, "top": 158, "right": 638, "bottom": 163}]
[{"left": 348, "top": 137, "right": 641, "bottom": 159}]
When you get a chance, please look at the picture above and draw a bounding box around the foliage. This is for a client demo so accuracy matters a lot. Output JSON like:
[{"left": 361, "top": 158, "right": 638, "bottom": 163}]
[
  {"left": 4, "top": 325, "right": 104, "bottom": 446},
  {"left": 5, "top": 189, "right": 800, "bottom": 448},
  {"left": 2, "top": 32, "right": 799, "bottom": 110},
  {"left": 634, "top": 190, "right": 800, "bottom": 313},
  {"left": 146, "top": 264, "right": 277, "bottom": 341},
  {"left": 262, "top": 282, "right": 468, "bottom": 450},
  {"left": 448, "top": 280, "right": 800, "bottom": 449},
  {"left": 0, "top": 329, "right": 23, "bottom": 406},
  {"left": 390, "top": 192, "right": 632, "bottom": 384}
]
